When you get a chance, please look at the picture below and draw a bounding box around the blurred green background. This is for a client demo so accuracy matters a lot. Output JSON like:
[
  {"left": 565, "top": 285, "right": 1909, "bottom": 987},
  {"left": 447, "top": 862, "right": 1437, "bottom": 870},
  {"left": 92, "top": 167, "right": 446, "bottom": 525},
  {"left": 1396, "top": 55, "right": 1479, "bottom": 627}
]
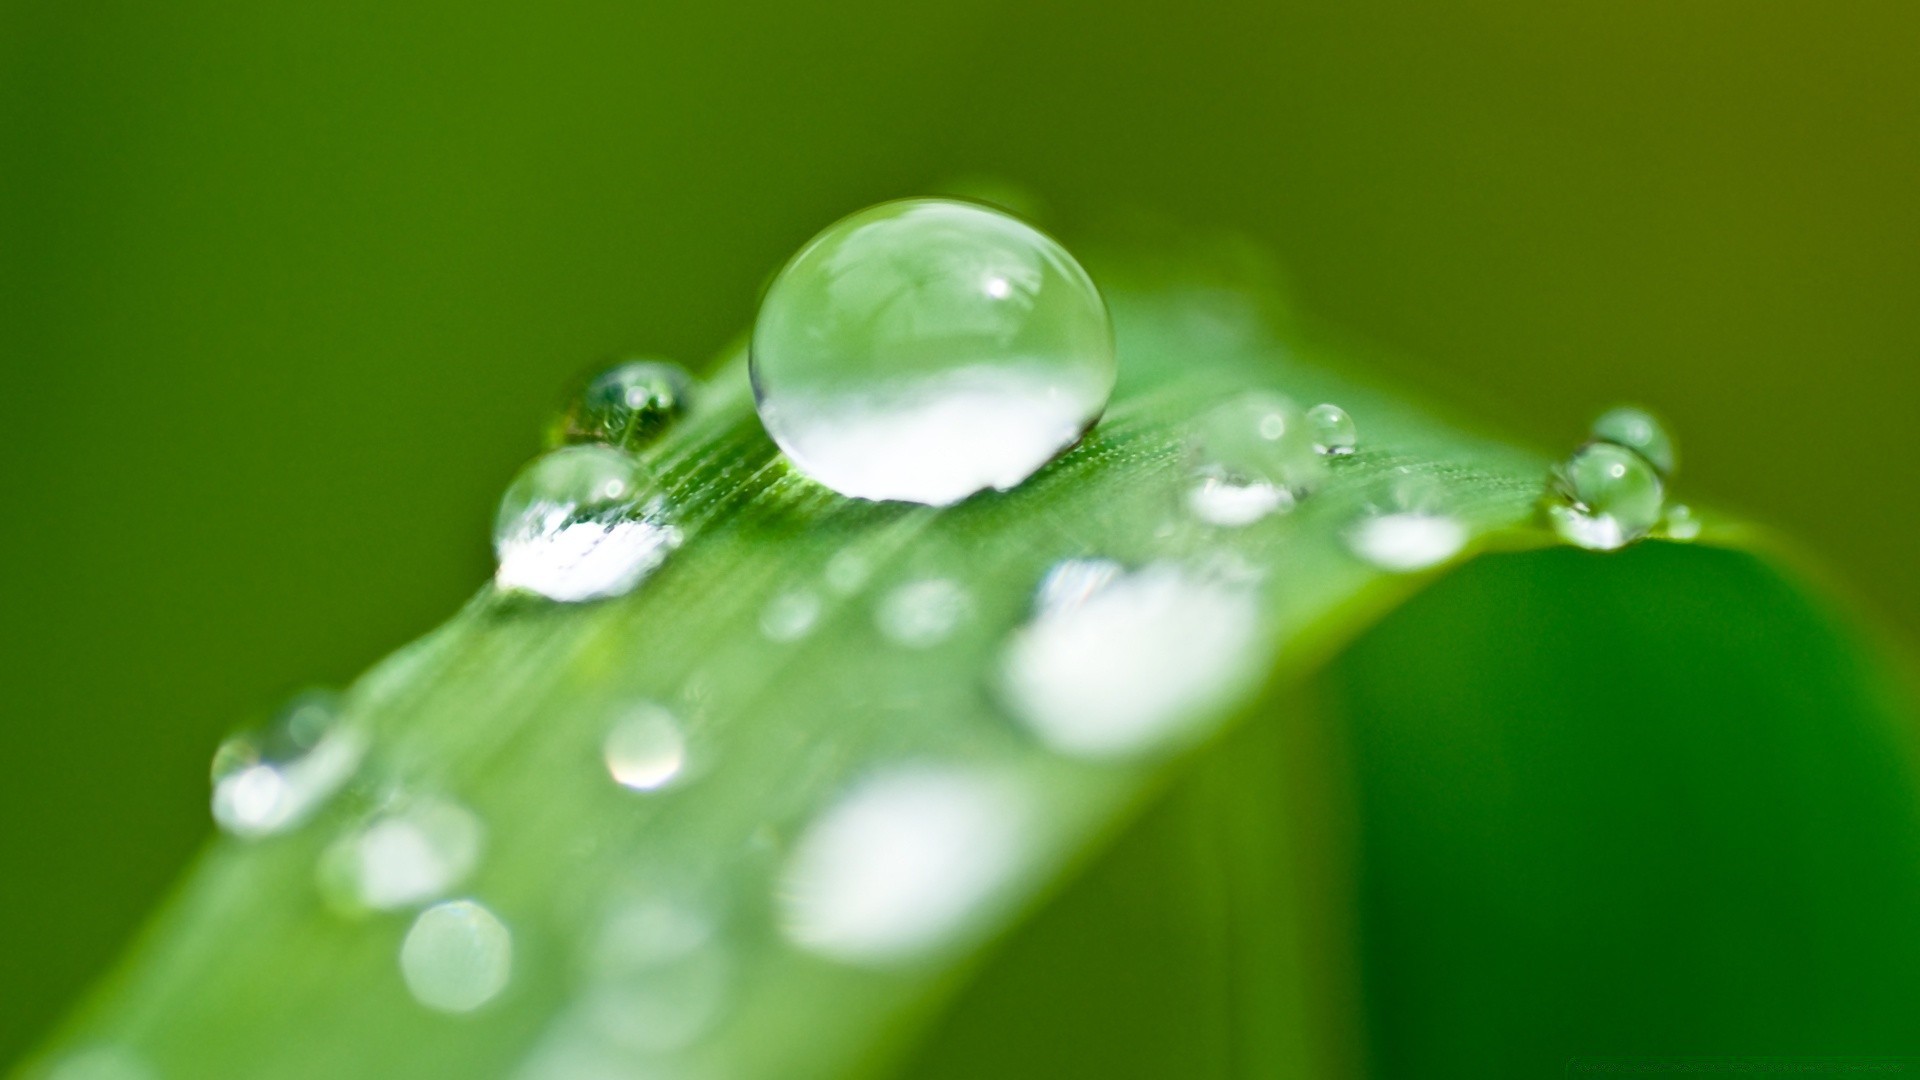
[{"left": 2, "top": 0, "right": 1916, "bottom": 1062}]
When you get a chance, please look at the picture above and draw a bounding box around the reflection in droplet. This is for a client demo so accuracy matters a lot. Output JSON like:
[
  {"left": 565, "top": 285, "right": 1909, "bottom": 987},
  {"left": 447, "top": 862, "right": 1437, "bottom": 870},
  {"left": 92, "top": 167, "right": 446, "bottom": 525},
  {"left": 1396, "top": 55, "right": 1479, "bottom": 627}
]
[
  {"left": 1306, "top": 403, "right": 1358, "bottom": 456},
  {"left": 760, "top": 590, "right": 821, "bottom": 642},
  {"left": 1344, "top": 513, "right": 1469, "bottom": 572},
  {"left": 1591, "top": 405, "right": 1676, "bottom": 477},
  {"left": 751, "top": 198, "right": 1115, "bottom": 505},
  {"left": 1186, "top": 391, "right": 1324, "bottom": 526},
  {"left": 1547, "top": 442, "right": 1665, "bottom": 551},
  {"left": 603, "top": 704, "right": 687, "bottom": 792},
  {"left": 875, "top": 579, "right": 970, "bottom": 648},
  {"left": 494, "top": 446, "right": 681, "bottom": 603},
  {"left": 1033, "top": 557, "right": 1123, "bottom": 613},
  {"left": 211, "top": 690, "right": 364, "bottom": 839},
  {"left": 40, "top": 1046, "right": 155, "bottom": 1080},
  {"left": 999, "top": 563, "right": 1261, "bottom": 758},
  {"left": 780, "top": 767, "right": 1028, "bottom": 965},
  {"left": 319, "top": 798, "right": 485, "bottom": 913},
  {"left": 401, "top": 899, "right": 513, "bottom": 1013},
  {"left": 552, "top": 358, "right": 696, "bottom": 451}
]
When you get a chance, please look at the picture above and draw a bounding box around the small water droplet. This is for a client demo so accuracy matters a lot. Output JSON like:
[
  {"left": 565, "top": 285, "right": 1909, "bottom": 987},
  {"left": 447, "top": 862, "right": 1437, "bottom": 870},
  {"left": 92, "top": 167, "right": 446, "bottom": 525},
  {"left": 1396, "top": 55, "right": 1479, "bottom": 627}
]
[
  {"left": 875, "top": 578, "right": 970, "bottom": 648},
  {"left": 494, "top": 446, "right": 681, "bottom": 603},
  {"left": 1591, "top": 405, "right": 1676, "bottom": 477},
  {"left": 751, "top": 198, "right": 1116, "bottom": 505},
  {"left": 603, "top": 704, "right": 687, "bottom": 792},
  {"left": 1661, "top": 502, "right": 1701, "bottom": 541},
  {"left": 999, "top": 562, "right": 1261, "bottom": 758},
  {"left": 760, "top": 590, "right": 821, "bottom": 642},
  {"left": 39, "top": 1047, "right": 155, "bottom": 1080},
  {"left": 211, "top": 690, "right": 363, "bottom": 839},
  {"left": 319, "top": 797, "right": 485, "bottom": 912},
  {"left": 1186, "top": 391, "right": 1324, "bottom": 526},
  {"left": 552, "top": 359, "right": 696, "bottom": 451},
  {"left": 1306, "top": 402, "right": 1358, "bottom": 456},
  {"left": 1547, "top": 442, "right": 1665, "bottom": 551},
  {"left": 779, "top": 767, "right": 1028, "bottom": 965},
  {"left": 401, "top": 899, "right": 513, "bottom": 1013},
  {"left": 822, "top": 549, "right": 872, "bottom": 595},
  {"left": 578, "top": 901, "right": 731, "bottom": 1053}
]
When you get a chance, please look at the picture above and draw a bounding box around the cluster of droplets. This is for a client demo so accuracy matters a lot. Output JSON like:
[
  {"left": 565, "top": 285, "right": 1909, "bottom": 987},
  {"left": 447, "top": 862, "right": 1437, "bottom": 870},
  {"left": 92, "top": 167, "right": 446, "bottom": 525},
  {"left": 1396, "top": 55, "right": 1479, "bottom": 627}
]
[
  {"left": 1185, "top": 393, "right": 1359, "bottom": 527},
  {"left": 1546, "top": 405, "right": 1692, "bottom": 550}
]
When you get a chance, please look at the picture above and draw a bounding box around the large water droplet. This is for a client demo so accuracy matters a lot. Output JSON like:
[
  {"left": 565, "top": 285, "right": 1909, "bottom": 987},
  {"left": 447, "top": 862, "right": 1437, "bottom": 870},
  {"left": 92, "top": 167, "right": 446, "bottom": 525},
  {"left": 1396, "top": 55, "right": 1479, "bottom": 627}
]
[
  {"left": 401, "top": 899, "right": 513, "bottom": 1013},
  {"left": 494, "top": 446, "right": 681, "bottom": 603},
  {"left": 1186, "top": 391, "right": 1325, "bottom": 526},
  {"left": 1306, "top": 402, "right": 1358, "bottom": 456},
  {"left": 1591, "top": 405, "right": 1676, "bottom": 477},
  {"left": 319, "top": 797, "right": 485, "bottom": 913},
  {"left": 999, "top": 562, "right": 1260, "bottom": 758},
  {"left": 875, "top": 578, "right": 970, "bottom": 648},
  {"left": 779, "top": 767, "right": 1028, "bottom": 965},
  {"left": 1547, "top": 442, "right": 1665, "bottom": 551},
  {"left": 1344, "top": 470, "right": 1468, "bottom": 572},
  {"left": 211, "top": 690, "right": 364, "bottom": 839},
  {"left": 751, "top": 198, "right": 1115, "bottom": 505},
  {"left": 603, "top": 704, "right": 687, "bottom": 792},
  {"left": 552, "top": 358, "right": 696, "bottom": 451}
]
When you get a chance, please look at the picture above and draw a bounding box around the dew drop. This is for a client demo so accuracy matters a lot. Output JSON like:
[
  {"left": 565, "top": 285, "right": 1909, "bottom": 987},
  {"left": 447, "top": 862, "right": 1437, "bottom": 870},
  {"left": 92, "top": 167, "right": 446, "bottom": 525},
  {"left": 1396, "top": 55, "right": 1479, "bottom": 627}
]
[
  {"left": 1186, "top": 391, "right": 1324, "bottom": 526},
  {"left": 760, "top": 589, "right": 821, "bottom": 642},
  {"left": 1591, "top": 405, "right": 1676, "bottom": 477},
  {"left": 494, "top": 446, "right": 681, "bottom": 603},
  {"left": 875, "top": 578, "right": 970, "bottom": 648},
  {"left": 1344, "top": 470, "right": 1469, "bottom": 572},
  {"left": 39, "top": 1046, "right": 155, "bottom": 1080},
  {"left": 603, "top": 704, "right": 687, "bottom": 792},
  {"left": 779, "top": 767, "right": 1028, "bottom": 965},
  {"left": 999, "top": 562, "right": 1261, "bottom": 758},
  {"left": 210, "top": 690, "right": 363, "bottom": 839},
  {"left": 822, "top": 549, "right": 873, "bottom": 595},
  {"left": 751, "top": 198, "right": 1116, "bottom": 505},
  {"left": 1547, "top": 442, "right": 1665, "bottom": 551},
  {"left": 318, "top": 797, "right": 485, "bottom": 912},
  {"left": 1662, "top": 502, "right": 1702, "bottom": 541},
  {"left": 578, "top": 901, "right": 732, "bottom": 1053},
  {"left": 552, "top": 358, "right": 696, "bottom": 451},
  {"left": 401, "top": 899, "right": 513, "bottom": 1013},
  {"left": 1306, "top": 402, "right": 1358, "bottom": 456}
]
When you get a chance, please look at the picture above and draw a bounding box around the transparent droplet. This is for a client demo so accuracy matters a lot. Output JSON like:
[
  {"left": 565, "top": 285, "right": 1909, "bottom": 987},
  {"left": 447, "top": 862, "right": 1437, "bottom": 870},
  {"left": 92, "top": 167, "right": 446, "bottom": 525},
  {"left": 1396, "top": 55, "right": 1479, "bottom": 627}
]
[
  {"left": 401, "top": 899, "right": 513, "bottom": 1013},
  {"left": 579, "top": 901, "right": 731, "bottom": 1053},
  {"left": 1547, "top": 442, "right": 1665, "bottom": 551},
  {"left": 779, "top": 767, "right": 1028, "bottom": 965},
  {"left": 1591, "top": 405, "right": 1676, "bottom": 477},
  {"left": 1186, "top": 391, "right": 1324, "bottom": 526},
  {"left": 552, "top": 359, "right": 696, "bottom": 451},
  {"left": 999, "top": 562, "right": 1261, "bottom": 758},
  {"left": 1344, "top": 469, "right": 1469, "bottom": 572},
  {"left": 875, "top": 578, "right": 969, "bottom": 648},
  {"left": 603, "top": 704, "right": 687, "bottom": 792},
  {"left": 822, "top": 549, "right": 872, "bottom": 595},
  {"left": 751, "top": 198, "right": 1116, "bottom": 505},
  {"left": 494, "top": 446, "right": 681, "bottom": 603},
  {"left": 39, "top": 1046, "right": 155, "bottom": 1080},
  {"left": 319, "top": 797, "right": 484, "bottom": 912},
  {"left": 211, "top": 690, "right": 363, "bottom": 839},
  {"left": 1306, "top": 402, "right": 1358, "bottom": 456},
  {"left": 1661, "top": 502, "right": 1702, "bottom": 541},
  {"left": 760, "top": 590, "right": 821, "bottom": 642}
]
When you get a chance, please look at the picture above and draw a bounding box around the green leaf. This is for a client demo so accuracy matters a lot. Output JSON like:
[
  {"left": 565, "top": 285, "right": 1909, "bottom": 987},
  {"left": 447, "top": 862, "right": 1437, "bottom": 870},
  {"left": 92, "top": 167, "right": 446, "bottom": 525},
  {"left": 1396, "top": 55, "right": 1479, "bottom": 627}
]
[{"left": 20, "top": 244, "right": 1920, "bottom": 1080}]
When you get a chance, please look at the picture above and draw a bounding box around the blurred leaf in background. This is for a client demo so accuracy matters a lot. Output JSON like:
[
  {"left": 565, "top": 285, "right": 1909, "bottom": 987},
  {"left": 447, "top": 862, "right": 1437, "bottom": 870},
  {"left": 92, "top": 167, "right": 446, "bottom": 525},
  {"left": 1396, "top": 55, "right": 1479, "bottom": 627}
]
[{"left": 1, "top": 0, "right": 1916, "bottom": 1063}]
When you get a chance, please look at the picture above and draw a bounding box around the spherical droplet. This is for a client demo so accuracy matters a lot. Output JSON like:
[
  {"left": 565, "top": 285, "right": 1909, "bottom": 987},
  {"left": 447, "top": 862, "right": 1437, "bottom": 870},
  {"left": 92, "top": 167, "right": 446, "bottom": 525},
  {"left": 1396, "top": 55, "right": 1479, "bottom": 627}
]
[
  {"left": 318, "top": 797, "right": 485, "bottom": 913},
  {"left": 1662, "top": 502, "right": 1702, "bottom": 541},
  {"left": 1343, "top": 469, "right": 1468, "bottom": 572},
  {"left": 551, "top": 358, "right": 696, "bottom": 451},
  {"left": 1306, "top": 402, "right": 1358, "bottom": 456},
  {"left": 1186, "top": 391, "right": 1324, "bottom": 526},
  {"left": 751, "top": 198, "right": 1116, "bottom": 505},
  {"left": 1548, "top": 442, "right": 1666, "bottom": 551},
  {"left": 494, "top": 445, "right": 680, "bottom": 603},
  {"left": 1590, "top": 405, "right": 1677, "bottom": 477},
  {"left": 211, "top": 690, "right": 364, "bottom": 839},
  {"left": 401, "top": 899, "right": 513, "bottom": 1013},
  {"left": 602, "top": 703, "right": 687, "bottom": 791}
]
